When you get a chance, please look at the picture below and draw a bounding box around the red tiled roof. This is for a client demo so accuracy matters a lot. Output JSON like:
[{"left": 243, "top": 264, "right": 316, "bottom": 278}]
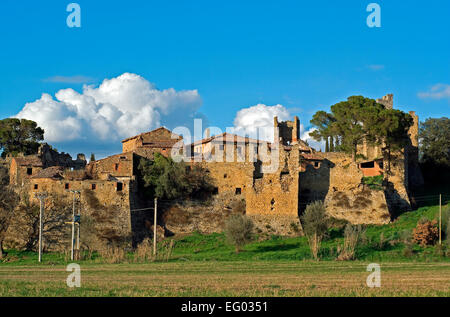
[
  {"left": 121, "top": 127, "right": 182, "bottom": 143},
  {"left": 191, "top": 133, "right": 266, "bottom": 146},
  {"left": 31, "top": 166, "right": 64, "bottom": 179}
]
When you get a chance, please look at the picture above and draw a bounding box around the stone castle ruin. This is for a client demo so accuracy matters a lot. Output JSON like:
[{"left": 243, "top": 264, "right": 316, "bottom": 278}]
[{"left": 4, "top": 94, "right": 422, "bottom": 246}]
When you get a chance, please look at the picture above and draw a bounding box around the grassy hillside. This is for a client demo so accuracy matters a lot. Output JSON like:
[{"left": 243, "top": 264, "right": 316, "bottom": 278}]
[{"left": 2, "top": 203, "right": 449, "bottom": 265}]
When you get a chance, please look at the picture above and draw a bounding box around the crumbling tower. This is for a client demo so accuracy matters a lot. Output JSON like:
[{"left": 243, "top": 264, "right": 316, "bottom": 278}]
[
  {"left": 376, "top": 94, "right": 394, "bottom": 109},
  {"left": 274, "top": 116, "right": 300, "bottom": 145}
]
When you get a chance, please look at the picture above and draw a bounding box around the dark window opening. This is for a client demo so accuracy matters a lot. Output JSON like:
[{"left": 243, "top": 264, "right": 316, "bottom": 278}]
[
  {"left": 91, "top": 184, "right": 96, "bottom": 190},
  {"left": 235, "top": 188, "right": 241, "bottom": 195},
  {"left": 27, "top": 168, "right": 33, "bottom": 175},
  {"left": 114, "top": 163, "right": 119, "bottom": 171},
  {"left": 224, "top": 174, "right": 227, "bottom": 178},
  {"left": 213, "top": 187, "right": 219, "bottom": 195},
  {"left": 34, "top": 184, "right": 38, "bottom": 190},
  {"left": 117, "top": 182, "right": 123, "bottom": 191},
  {"left": 361, "top": 161, "right": 375, "bottom": 168},
  {"left": 270, "top": 198, "right": 275, "bottom": 211},
  {"left": 65, "top": 183, "right": 70, "bottom": 190},
  {"left": 314, "top": 161, "right": 320, "bottom": 168},
  {"left": 120, "top": 156, "right": 126, "bottom": 160}
]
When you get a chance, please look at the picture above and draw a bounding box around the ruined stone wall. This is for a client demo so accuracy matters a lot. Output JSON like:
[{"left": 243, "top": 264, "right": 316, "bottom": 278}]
[
  {"left": 9, "top": 155, "right": 44, "bottom": 186},
  {"left": 246, "top": 144, "right": 301, "bottom": 231},
  {"left": 196, "top": 161, "right": 254, "bottom": 196},
  {"left": 90, "top": 152, "right": 134, "bottom": 179},
  {"left": 24, "top": 178, "right": 133, "bottom": 245},
  {"left": 384, "top": 152, "right": 411, "bottom": 213},
  {"left": 318, "top": 153, "right": 391, "bottom": 224},
  {"left": 274, "top": 116, "right": 299, "bottom": 145},
  {"left": 406, "top": 111, "right": 424, "bottom": 188},
  {"left": 122, "top": 137, "right": 142, "bottom": 153}
]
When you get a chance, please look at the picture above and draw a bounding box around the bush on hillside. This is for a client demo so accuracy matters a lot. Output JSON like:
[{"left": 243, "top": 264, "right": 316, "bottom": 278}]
[
  {"left": 413, "top": 219, "right": 439, "bottom": 247},
  {"left": 224, "top": 214, "right": 254, "bottom": 253},
  {"left": 336, "top": 224, "right": 366, "bottom": 261},
  {"left": 300, "top": 201, "right": 328, "bottom": 260}
]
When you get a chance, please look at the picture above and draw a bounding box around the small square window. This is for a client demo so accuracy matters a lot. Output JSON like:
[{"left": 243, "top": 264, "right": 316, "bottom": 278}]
[
  {"left": 114, "top": 163, "right": 119, "bottom": 171},
  {"left": 314, "top": 162, "right": 320, "bottom": 168},
  {"left": 91, "top": 184, "right": 96, "bottom": 190},
  {"left": 65, "top": 183, "right": 70, "bottom": 190},
  {"left": 224, "top": 174, "right": 227, "bottom": 178},
  {"left": 117, "top": 182, "right": 123, "bottom": 191},
  {"left": 235, "top": 188, "right": 242, "bottom": 195},
  {"left": 34, "top": 184, "right": 38, "bottom": 190},
  {"left": 27, "top": 168, "right": 33, "bottom": 175},
  {"left": 213, "top": 187, "right": 219, "bottom": 195}
]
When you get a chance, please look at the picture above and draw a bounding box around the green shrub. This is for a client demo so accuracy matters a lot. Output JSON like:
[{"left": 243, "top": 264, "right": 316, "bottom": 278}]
[
  {"left": 224, "top": 214, "right": 254, "bottom": 253},
  {"left": 300, "top": 201, "right": 328, "bottom": 260},
  {"left": 362, "top": 175, "right": 384, "bottom": 190}
]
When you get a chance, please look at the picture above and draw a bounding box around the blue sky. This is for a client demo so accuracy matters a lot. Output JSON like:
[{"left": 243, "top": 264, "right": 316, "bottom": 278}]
[{"left": 0, "top": 0, "right": 449, "bottom": 158}]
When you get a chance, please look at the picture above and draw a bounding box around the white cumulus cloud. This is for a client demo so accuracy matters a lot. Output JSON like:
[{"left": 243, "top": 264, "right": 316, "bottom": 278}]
[
  {"left": 230, "top": 103, "right": 325, "bottom": 151},
  {"left": 231, "top": 103, "right": 290, "bottom": 142},
  {"left": 15, "top": 73, "right": 202, "bottom": 144}
]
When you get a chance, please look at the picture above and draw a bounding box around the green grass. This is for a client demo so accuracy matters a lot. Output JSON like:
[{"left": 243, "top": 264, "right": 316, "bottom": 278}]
[
  {"left": 1, "top": 204, "right": 449, "bottom": 297},
  {"left": 2, "top": 204, "right": 449, "bottom": 265}
]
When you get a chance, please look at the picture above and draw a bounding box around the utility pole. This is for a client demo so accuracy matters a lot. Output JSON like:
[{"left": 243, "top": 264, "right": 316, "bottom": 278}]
[
  {"left": 153, "top": 197, "right": 157, "bottom": 256},
  {"left": 439, "top": 194, "right": 442, "bottom": 245},
  {"left": 35, "top": 192, "right": 48, "bottom": 263},
  {"left": 69, "top": 190, "right": 81, "bottom": 261}
]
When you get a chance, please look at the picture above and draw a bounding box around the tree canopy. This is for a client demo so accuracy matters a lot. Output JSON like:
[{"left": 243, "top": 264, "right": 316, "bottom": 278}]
[
  {"left": 309, "top": 96, "right": 413, "bottom": 162},
  {"left": 419, "top": 117, "right": 450, "bottom": 167},
  {"left": 0, "top": 118, "right": 44, "bottom": 158},
  {"left": 138, "top": 152, "right": 214, "bottom": 200}
]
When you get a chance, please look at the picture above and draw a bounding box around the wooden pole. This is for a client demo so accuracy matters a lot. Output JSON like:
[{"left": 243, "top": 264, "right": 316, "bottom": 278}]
[
  {"left": 153, "top": 198, "right": 157, "bottom": 256},
  {"left": 69, "top": 190, "right": 80, "bottom": 261},
  {"left": 35, "top": 193, "right": 47, "bottom": 263},
  {"left": 71, "top": 193, "right": 75, "bottom": 261},
  {"left": 38, "top": 197, "right": 44, "bottom": 263},
  {"left": 439, "top": 194, "right": 442, "bottom": 245}
]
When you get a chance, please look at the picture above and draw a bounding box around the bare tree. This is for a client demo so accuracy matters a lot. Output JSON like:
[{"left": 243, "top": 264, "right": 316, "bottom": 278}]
[
  {"left": 0, "top": 167, "right": 19, "bottom": 258},
  {"left": 9, "top": 193, "right": 72, "bottom": 252}
]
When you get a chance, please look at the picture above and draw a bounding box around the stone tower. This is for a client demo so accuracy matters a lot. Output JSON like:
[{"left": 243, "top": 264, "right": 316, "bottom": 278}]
[
  {"left": 274, "top": 116, "right": 300, "bottom": 145},
  {"left": 376, "top": 94, "right": 394, "bottom": 109}
]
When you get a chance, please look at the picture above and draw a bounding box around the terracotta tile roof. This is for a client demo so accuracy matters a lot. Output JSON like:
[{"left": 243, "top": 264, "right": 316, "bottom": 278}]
[
  {"left": 31, "top": 166, "right": 64, "bottom": 179},
  {"left": 141, "top": 140, "right": 183, "bottom": 148},
  {"left": 121, "top": 127, "right": 182, "bottom": 143},
  {"left": 93, "top": 152, "right": 133, "bottom": 163},
  {"left": 191, "top": 133, "right": 266, "bottom": 146},
  {"left": 13, "top": 156, "right": 44, "bottom": 167}
]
